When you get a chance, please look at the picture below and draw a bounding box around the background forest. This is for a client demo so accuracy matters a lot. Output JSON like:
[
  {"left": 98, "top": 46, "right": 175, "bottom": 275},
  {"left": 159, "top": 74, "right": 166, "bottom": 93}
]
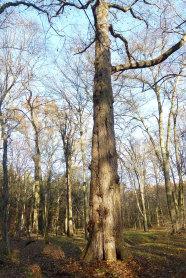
[{"left": 0, "top": 0, "right": 185, "bottom": 277}]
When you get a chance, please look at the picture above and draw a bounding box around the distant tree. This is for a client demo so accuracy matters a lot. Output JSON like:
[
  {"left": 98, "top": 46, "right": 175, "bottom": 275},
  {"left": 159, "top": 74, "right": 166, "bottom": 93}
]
[
  {"left": 0, "top": 15, "right": 42, "bottom": 254},
  {"left": 118, "top": 56, "right": 185, "bottom": 232}
]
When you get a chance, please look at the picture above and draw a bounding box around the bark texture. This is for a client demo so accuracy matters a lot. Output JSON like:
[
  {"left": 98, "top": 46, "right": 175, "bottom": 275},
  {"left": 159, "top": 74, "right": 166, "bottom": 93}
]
[{"left": 83, "top": 0, "right": 125, "bottom": 261}]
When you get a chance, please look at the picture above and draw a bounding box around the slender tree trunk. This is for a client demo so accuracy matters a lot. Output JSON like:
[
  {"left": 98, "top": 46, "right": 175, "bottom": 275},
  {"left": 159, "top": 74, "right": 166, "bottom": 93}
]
[
  {"left": 16, "top": 190, "right": 22, "bottom": 237},
  {"left": 138, "top": 214, "right": 142, "bottom": 229},
  {"left": 163, "top": 162, "right": 178, "bottom": 233},
  {"left": 1, "top": 117, "right": 10, "bottom": 254},
  {"left": 44, "top": 162, "right": 52, "bottom": 243},
  {"left": 21, "top": 201, "right": 26, "bottom": 234},
  {"left": 173, "top": 114, "right": 185, "bottom": 230},
  {"left": 55, "top": 190, "right": 60, "bottom": 235},
  {"left": 153, "top": 164, "right": 161, "bottom": 227},
  {"left": 20, "top": 183, "right": 27, "bottom": 235},
  {"left": 156, "top": 89, "right": 178, "bottom": 233},
  {"left": 146, "top": 199, "right": 152, "bottom": 228},
  {"left": 66, "top": 157, "right": 73, "bottom": 236},
  {"left": 83, "top": 0, "right": 125, "bottom": 261},
  {"left": 128, "top": 172, "right": 145, "bottom": 228},
  {"left": 61, "top": 121, "right": 74, "bottom": 237},
  {"left": 79, "top": 118, "right": 88, "bottom": 239},
  {"left": 32, "top": 131, "right": 43, "bottom": 235},
  {"left": 33, "top": 152, "right": 41, "bottom": 234},
  {"left": 156, "top": 207, "right": 160, "bottom": 227},
  {"left": 138, "top": 177, "right": 148, "bottom": 232},
  {"left": 44, "top": 192, "right": 49, "bottom": 243}
]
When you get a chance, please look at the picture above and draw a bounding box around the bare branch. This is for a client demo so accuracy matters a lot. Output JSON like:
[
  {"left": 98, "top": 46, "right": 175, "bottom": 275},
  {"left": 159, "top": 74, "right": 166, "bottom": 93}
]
[
  {"left": 109, "top": 24, "right": 132, "bottom": 62},
  {"left": 112, "top": 34, "right": 186, "bottom": 74},
  {"left": 130, "top": 8, "right": 148, "bottom": 28},
  {"left": 74, "top": 38, "right": 96, "bottom": 55},
  {"left": 108, "top": 0, "right": 139, "bottom": 13},
  {"left": 176, "top": 20, "right": 186, "bottom": 29},
  {"left": 54, "top": 0, "right": 94, "bottom": 11},
  {"left": 143, "top": 0, "right": 161, "bottom": 9},
  {"left": 0, "top": 1, "right": 48, "bottom": 15}
]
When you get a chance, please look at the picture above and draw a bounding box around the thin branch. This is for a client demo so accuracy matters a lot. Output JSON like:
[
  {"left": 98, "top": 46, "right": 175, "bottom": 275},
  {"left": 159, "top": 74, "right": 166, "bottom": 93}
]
[
  {"left": 74, "top": 38, "right": 96, "bottom": 55},
  {"left": 54, "top": 0, "right": 94, "bottom": 11},
  {"left": 143, "top": 0, "right": 161, "bottom": 9},
  {"left": 176, "top": 20, "right": 186, "bottom": 29},
  {"left": 108, "top": 0, "right": 139, "bottom": 13},
  {"left": 109, "top": 24, "right": 132, "bottom": 63},
  {"left": 130, "top": 8, "right": 148, "bottom": 28}
]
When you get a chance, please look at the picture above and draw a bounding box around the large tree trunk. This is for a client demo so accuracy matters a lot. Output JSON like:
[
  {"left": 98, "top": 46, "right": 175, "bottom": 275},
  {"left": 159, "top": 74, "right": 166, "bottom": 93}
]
[{"left": 83, "top": 0, "right": 125, "bottom": 261}]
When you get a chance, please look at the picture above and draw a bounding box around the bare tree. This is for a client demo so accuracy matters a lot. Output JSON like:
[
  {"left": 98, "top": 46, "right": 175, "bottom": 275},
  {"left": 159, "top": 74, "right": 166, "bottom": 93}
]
[
  {"left": 0, "top": 0, "right": 184, "bottom": 260},
  {"left": 0, "top": 15, "right": 41, "bottom": 254}
]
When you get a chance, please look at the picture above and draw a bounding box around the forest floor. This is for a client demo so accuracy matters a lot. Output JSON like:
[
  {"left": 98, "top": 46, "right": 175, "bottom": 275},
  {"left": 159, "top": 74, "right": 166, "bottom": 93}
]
[{"left": 0, "top": 229, "right": 185, "bottom": 278}]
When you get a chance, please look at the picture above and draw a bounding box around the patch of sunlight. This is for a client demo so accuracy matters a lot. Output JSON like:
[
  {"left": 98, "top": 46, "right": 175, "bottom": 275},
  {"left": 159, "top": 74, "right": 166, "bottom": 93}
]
[
  {"left": 28, "top": 264, "right": 42, "bottom": 278},
  {"left": 11, "top": 249, "right": 20, "bottom": 264}
]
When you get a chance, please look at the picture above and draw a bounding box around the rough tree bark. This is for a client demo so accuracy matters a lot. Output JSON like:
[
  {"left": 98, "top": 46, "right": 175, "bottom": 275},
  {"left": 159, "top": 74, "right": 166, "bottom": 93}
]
[{"left": 83, "top": 0, "right": 125, "bottom": 261}]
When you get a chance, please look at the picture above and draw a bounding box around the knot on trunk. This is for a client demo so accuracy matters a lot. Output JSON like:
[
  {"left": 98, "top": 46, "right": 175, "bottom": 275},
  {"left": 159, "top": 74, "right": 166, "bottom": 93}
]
[
  {"left": 87, "top": 220, "right": 94, "bottom": 234},
  {"left": 96, "top": 205, "right": 109, "bottom": 219}
]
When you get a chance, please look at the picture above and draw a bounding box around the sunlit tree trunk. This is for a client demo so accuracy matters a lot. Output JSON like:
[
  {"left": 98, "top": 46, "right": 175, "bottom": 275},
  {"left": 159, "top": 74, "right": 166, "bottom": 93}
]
[
  {"left": 66, "top": 156, "right": 73, "bottom": 236},
  {"left": 44, "top": 162, "right": 52, "bottom": 244},
  {"left": 62, "top": 135, "right": 74, "bottom": 237},
  {"left": 20, "top": 191, "right": 26, "bottom": 235},
  {"left": 79, "top": 115, "right": 88, "bottom": 239},
  {"left": 32, "top": 138, "right": 42, "bottom": 234},
  {"left": 55, "top": 189, "right": 60, "bottom": 235},
  {"left": 173, "top": 113, "right": 185, "bottom": 230},
  {"left": 83, "top": 0, "right": 125, "bottom": 261},
  {"left": 136, "top": 173, "right": 149, "bottom": 232},
  {"left": 156, "top": 87, "right": 178, "bottom": 233},
  {"left": 0, "top": 111, "right": 10, "bottom": 254},
  {"left": 61, "top": 117, "right": 74, "bottom": 237},
  {"left": 153, "top": 163, "right": 162, "bottom": 227}
]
